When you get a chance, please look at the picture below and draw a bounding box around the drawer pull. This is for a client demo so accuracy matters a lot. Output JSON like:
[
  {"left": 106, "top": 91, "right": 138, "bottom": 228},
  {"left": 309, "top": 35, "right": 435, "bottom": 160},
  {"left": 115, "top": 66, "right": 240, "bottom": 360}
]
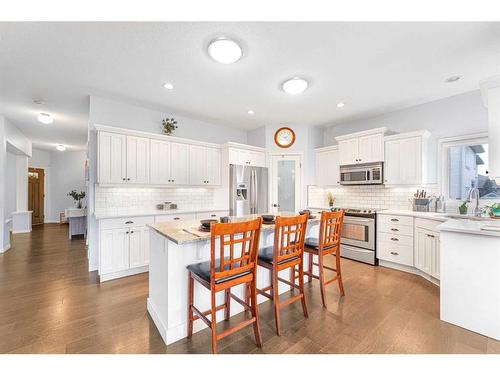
[
  {"left": 173, "top": 217, "right": 180, "bottom": 220},
  {"left": 390, "top": 237, "right": 399, "bottom": 241},
  {"left": 390, "top": 218, "right": 399, "bottom": 222},
  {"left": 125, "top": 221, "right": 134, "bottom": 224},
  {"left": 211, "top": 214, "right": 217, "bottom": 217},
  {"left": 391, "top": 228, "right": 399, "bottom": 232},
  {"left": 426, "top": 234, "right": 435, "bottom": 238},
  {"left": 390, "top": 251, "right": 399, "bottom": 256}
]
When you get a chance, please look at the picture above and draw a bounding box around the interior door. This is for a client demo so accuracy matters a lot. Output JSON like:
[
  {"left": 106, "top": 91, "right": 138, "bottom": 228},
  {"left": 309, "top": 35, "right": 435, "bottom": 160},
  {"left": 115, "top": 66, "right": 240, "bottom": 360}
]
[
  {"left": 28, "top": 167, "right": 44, "bottom": 225},
  {"left": 270, "top": 154, "right": 302, "bottom": 214}
]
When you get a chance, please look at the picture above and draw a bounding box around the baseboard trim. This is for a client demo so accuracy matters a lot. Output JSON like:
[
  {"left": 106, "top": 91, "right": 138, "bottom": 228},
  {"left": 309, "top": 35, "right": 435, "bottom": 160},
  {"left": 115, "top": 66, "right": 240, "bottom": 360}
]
[
  {"left": 0, "top": 244, "right": 11, "bottom": 253},
  {"left": 88, "top": 264, "right": 98, "bottom": 272},
  {"left": 12, "top": 229, "right": 31, "bottom": 234},
  {"left": 379, "top": 260, "right": 440, "bottom": 286},
  {"left": 99, "top": 265, "right": 149, "bottom": 282}
]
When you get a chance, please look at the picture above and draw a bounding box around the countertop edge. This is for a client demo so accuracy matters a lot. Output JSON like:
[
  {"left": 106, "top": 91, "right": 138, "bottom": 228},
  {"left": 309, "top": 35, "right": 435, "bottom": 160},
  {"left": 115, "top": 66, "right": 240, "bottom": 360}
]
[{"left": 94, "top": 208, "right": 229, "bottom": 220}]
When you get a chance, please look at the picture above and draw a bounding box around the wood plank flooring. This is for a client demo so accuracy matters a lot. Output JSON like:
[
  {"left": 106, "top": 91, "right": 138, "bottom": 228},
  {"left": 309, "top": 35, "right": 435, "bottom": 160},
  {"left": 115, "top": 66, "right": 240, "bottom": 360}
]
[{"left": 1, "top": 223, "right": 499, "bottom": 354}]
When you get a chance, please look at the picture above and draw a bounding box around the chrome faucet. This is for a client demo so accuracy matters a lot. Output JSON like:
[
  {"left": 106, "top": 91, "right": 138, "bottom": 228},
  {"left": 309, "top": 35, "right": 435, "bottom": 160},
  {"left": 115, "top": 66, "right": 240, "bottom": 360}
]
[{"left": 466, "top": 187, "right": 481, "bottom": 216}]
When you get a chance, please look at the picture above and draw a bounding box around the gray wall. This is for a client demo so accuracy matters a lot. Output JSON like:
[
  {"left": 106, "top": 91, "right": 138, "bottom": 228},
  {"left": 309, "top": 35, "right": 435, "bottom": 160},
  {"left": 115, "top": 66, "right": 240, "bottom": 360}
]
[{"left": 323, "top": 90, "right": 487, "bottom": 145}]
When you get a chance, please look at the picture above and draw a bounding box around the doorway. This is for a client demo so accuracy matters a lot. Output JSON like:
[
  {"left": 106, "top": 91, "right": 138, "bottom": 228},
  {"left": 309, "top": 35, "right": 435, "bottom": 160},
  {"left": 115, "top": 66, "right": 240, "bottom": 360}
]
[
  {"left": 270, "top": 154, "right": 303, "bottom": 214},
  {"left": 28, "top": 167, "right": 45, "bottom": 225}
]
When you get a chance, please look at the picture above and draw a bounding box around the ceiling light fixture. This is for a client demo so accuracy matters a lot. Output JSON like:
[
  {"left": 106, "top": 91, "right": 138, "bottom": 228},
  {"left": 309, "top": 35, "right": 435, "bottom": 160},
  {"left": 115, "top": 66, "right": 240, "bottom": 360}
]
[
  {"left": 282, "top": 77, "right": 308, "bottom": 95},
  {"left": 337, "top": 102, "right": 345, "bottom": 108},
  {"left": 445, "top": 75, "right": 461, "bottom": 83},
  {"left": 56, "top": 144, "right": 66, "bottom": 152},
  {"left": 37, "top": 113, "right": 54, "bottom": 124},
  {"left": 163, "top": 82, "right": 174, "bottom": 90},
  {"left": 247, "top": 110, "right": 255, "bottom": 115},
  {"left": 208, "top": 37, "right": 243, "bottom": 64}
]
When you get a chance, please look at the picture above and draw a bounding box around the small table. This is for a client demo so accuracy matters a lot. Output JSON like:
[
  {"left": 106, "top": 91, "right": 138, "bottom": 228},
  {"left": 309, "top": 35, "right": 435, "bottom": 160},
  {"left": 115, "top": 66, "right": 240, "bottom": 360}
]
[{"left": 65, "top": 208, "right": 87, "bottom": 239}]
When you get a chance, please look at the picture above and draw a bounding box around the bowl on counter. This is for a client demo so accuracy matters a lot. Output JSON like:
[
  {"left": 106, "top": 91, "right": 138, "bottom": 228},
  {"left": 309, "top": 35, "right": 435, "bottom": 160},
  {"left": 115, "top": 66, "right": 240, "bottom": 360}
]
[
  {"left": 200, "top": 219, "right": 218, "bottom": 229},
  {"left": 261, "top": 214, "right": 275, "bottom": 223},
  {"left": 299, "top": 209, "right": 311, "bottom": 216}
]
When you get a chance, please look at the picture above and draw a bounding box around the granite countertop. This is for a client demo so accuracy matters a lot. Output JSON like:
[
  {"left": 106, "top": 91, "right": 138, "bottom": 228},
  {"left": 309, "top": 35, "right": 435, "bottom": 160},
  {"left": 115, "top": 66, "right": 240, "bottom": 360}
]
[
  {"left": 377, "top": 209, "right": 448, "bottom": 222},
  {"left": 148, "top": 213, "right": 320, "bottom": 245},
  {"left": 438, "top": 219, "right": 500, "bottom": 237},
  {"left": 94, "top": 207, "right": 229, "bottom": 220}
]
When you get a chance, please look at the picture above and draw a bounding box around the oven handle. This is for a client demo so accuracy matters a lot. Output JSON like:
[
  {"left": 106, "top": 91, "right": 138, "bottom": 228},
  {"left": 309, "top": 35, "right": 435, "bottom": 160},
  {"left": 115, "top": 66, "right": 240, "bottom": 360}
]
[{"left": 343, "top": 217, "right": 373, "bottom": 223}]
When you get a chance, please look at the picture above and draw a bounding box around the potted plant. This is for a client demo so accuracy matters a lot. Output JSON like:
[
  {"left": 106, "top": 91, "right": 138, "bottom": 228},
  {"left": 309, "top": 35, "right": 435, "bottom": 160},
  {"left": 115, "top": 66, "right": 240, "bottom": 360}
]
[
  {"left": 487, "top": 203, "right": 500, "bottom": 217},
  {"left": 68, "top": 190, "right": 86, "bottom": 209},
  {"left": 326, "top": 192, "right": 335, "bottom": 207},
  {"left": 458, "top": 201, "right": 468, "bottom": 215},
  {"left": 162, "top": 117, "right": 178, "bottom": 136}
]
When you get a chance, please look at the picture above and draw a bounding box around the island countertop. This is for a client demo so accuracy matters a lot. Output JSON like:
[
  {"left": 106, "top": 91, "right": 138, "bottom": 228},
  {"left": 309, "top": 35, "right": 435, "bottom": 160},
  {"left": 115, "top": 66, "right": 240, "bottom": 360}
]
[{"left": 148, "top": 213, "right": 320, "bottom": 245}]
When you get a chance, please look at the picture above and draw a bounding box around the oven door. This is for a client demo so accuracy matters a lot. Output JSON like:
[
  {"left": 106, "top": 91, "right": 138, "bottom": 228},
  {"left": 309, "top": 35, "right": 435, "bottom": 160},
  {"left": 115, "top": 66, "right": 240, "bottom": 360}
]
[
  {"left": 340, "top": 167, "right": 369, "bottom": 185},
  {"left": 341, "top": 216, "right": 375, "bottom": 250}
]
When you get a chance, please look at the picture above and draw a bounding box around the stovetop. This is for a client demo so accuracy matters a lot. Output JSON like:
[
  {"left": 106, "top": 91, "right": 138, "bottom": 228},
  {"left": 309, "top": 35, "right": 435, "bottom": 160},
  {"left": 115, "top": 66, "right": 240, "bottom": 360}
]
[{"left": 330, "top": 207, "right": 377, "bottom": 218}]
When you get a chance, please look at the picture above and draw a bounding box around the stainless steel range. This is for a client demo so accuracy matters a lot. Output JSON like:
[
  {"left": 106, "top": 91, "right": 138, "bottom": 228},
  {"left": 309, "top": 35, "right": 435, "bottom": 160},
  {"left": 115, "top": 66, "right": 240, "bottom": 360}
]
[{"left": 331, "top": 207, "right": 377, "bottom": 265}]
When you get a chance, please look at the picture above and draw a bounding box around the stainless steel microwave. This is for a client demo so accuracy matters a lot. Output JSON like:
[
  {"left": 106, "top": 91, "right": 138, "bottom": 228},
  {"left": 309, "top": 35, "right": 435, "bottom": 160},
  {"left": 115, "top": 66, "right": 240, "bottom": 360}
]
[{"left": 339, "top": 162, "right": 383, "bottom": 185}]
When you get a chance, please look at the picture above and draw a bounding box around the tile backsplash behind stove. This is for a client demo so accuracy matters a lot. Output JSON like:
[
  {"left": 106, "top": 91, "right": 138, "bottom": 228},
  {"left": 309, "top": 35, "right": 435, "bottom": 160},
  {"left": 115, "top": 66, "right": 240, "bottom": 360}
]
[
  {"left": 307, "top": 185, "right": 439, "bottom": 211},
  {"left": 94, "top": 186, "right": 215, "bottom": 216}
]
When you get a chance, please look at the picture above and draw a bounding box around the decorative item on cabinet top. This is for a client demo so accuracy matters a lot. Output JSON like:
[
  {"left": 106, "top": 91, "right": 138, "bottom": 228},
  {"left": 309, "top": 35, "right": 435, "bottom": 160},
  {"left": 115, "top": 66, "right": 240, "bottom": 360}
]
[{"left": 162, "top": 117, "right": 178, "bottom": 136}]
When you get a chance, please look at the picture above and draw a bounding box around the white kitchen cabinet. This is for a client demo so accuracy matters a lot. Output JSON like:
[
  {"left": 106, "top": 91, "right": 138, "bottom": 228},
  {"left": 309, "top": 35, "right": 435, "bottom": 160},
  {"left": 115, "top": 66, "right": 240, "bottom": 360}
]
[
  {"left": 315, "top": 147, "right": 340, "bottom": 186},
  {"left": 195, "top": 210, "right": 229, "bottom": 220},
  {"left": 228, "top": 147, "right": 266, "bottom": 167},
  {"left": 336, "top": 127, "right": 386, "bottom": 165},
  {"left": 154, "top": 213, "right": 197, "bottom": 223},
  {"left": 384, "top": 130, "right": 436, "bottom": 185},
  {"left": 150, "top": 140, "right": 189, "bottom": 185},
  {"left": 100, "top": 228, "right": 130, "bottom": 275},
  {"left": 414, "top": 226, "right": 440, "bottom": 280},
  {"left": 126, "top": 136, "right": 150, "bottom": 184},
  {"left": 189, "top": 145, "right": 221, "bottom": 186},
  {"left": 98, "top": 132, "right": 126, "bottom": 184},
  {"left": 129, "top": 226, "right": 150, "bottom": 268}
]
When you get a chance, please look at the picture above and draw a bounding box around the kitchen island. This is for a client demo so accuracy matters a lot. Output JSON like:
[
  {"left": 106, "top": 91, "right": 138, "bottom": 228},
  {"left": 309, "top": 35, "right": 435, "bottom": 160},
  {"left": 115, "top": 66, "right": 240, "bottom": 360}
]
[
  {"left": 146, "top": 214, "right": 320, "bottom": 346},
  {"left": 438, "top": 218, "right": 500, "bottom": 341}
]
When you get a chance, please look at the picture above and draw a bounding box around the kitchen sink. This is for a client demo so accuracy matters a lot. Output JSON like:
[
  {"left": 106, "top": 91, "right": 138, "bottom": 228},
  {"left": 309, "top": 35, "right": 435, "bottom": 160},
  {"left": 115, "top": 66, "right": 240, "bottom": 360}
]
[{"left": 443, "top": 213, "right": 496, "bottom": 221}]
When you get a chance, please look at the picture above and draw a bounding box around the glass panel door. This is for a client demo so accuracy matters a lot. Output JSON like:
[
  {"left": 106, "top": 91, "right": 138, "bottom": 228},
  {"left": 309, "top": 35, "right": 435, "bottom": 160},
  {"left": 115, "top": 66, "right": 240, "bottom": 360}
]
[{"left": 271, "top": 154, "right": 302, "bottom": 214}]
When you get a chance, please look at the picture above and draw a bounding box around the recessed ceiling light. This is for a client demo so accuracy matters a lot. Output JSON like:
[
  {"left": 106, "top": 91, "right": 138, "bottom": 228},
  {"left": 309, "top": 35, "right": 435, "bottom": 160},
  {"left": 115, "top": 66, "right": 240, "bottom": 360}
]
[
  {"left": 37, "top": 113, "right": 53, "bottom": 124},
  {"left": 247, "top": 110, "right": 255, "bottom": 115},
  {"left": 337, "top": 102, "right": 345, "bottom": 108},
  {"left": 56, "top": 144, "right": 66, "bottom": 152},
  {"left": 208, "top": 37, "right": 242, "bottom": 64},
  {"left": 282, "top": 77, "right": 308, "bottom": 95},
  {"left": 163, "top": 82, "right": 174, "bottom": 90},
  {"left": 445, "top": 75, "right": 461, "bottom": 83}
]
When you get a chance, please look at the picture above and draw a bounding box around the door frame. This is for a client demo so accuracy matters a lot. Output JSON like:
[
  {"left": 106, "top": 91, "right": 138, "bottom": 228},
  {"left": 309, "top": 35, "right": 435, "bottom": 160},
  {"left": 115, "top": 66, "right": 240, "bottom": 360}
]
[
  {"left": 28, "top": 167, "right": 45, "bottom": 225},
  {"left": 269, "top": 153, "right": 304, "bottom": 213}
]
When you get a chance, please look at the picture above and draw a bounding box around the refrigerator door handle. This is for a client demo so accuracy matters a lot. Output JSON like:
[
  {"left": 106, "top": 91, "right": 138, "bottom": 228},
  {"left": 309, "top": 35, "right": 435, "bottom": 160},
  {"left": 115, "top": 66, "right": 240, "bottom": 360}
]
[
  {"left": 253, "top": 169, "right": 258, "bottom": 214},
  {"left": 250, "top": 169, "right": 255, "bottom": 214}
]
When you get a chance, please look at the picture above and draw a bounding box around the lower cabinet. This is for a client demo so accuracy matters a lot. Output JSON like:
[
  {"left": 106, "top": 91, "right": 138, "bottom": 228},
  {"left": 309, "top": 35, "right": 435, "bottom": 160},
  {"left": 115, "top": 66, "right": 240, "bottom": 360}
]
[{"left": 414, "top": 226, "right": 440, "bottom": 280}]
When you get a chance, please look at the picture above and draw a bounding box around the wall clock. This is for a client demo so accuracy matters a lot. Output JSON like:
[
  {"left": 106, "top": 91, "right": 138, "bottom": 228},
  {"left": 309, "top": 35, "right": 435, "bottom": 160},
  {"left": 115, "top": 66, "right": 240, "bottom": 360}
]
[{"left": 274, "top": 127, "right": 296, "bottom": 148}]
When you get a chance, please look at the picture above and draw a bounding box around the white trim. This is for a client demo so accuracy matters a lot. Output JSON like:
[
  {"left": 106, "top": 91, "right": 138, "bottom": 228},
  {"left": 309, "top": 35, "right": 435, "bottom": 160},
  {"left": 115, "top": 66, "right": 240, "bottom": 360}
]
[
  {"left": 384, "top": 129, "right": 431, "bottom": 141},
  {"left": 314, "top": 145, "right": 338, "bottom": 153},
  {"left": 93, "top": 124, "right": 221, "bottom": 149},
  {"left": 99, "top": 265, "right": 148, "bottom": 282},
  {"left": 379, "top": 260, "right": 440, "bottom": 287},
  {"left": 334, "top": 126, "right": 388, "bottom": 141},
  {"left": 0, "top": 244, "right": 11, "bottom": 253},
  {"left": 437, "top": 132, "right": 490, "bottom": 200},
  {"left": 479, "top": 75, "right": 500, "bottom": 107},
  {"left": 12, "top": 230, "right": 31, "bottom": 234},
  {"left": 224, "top": 141, "right": 266, "bottom": 153}
]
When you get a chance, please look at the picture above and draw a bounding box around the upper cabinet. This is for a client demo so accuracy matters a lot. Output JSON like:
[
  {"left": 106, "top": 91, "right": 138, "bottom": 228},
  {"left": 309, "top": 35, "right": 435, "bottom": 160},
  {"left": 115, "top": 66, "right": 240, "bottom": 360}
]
[
  {"left": 335, "top": 127, "right": 386, "bottom": 165},
  {"left": 384, "top": 130, "right": 436, "bottom": 185},
  {"left": 150, "top": 140, "right": 189, "bottom": 185},
  {"left": 315, "top": 146, "right": 340, "bottom": 186},
  {"left": 189, "top": 145, "right": 221, "bottom": 186},
  {"left": 227, "top": 145, "right": 266, "bottom": 167},
  {"left": 98, "top": 132, "right": 149, "bottom": 184}
]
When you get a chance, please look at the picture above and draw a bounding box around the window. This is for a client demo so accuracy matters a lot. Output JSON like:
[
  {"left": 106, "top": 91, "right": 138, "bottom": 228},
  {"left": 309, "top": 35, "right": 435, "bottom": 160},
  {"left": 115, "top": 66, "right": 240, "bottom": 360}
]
[{"left": 447, "top": 142, "right": 499, "bottom": 200}]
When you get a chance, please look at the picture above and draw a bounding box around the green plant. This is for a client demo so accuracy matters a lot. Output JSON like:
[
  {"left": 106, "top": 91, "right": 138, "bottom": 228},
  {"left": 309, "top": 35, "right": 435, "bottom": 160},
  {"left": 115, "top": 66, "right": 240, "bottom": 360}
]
[
  {"left": 458, "top": 201, "right": 468, "bottom": 215},
  {"left": 487, "top": 203, "right": 500, "bottom": 210},
  {"left": 68, "top": 190, "right": 86, "bottom": 208},
  {"left": 326, "top": 192, "right": 335, "bottom": 206},
  {"left": 162, "top": 117, "right": 178, "bottom": 135}
]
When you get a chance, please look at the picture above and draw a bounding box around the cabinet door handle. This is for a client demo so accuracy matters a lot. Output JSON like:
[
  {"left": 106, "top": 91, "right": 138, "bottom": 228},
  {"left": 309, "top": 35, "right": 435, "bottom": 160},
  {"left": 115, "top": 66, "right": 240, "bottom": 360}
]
[
  {"left": 130, "top": 230, "right": 134, "bottom": 234},
  {"left": 390, "top": 251, "right": 399, "bottom": 256},
  {"left": 173, "top": 217, "right": 180, "bottom": 220},
  {"left": 390, "top": 237, "right": 399, "bottom": 241},
  {"left": 125, "top": 221, "right": 133, "bottom": 224},
  {"left": 126, "top": 231, "right": 130, "bottom": 234},
  {"left": 127, "top": 178, "right": 130, "bottom": 181},
  {"left": 426, "top": 234, "right": 435, "bottom": 238},
  {"left": 211, "top": 214, "right": 216, "bottom": 217},
  {"left": 391, "top": 228, "right": 399, "bottom": 232},
  {"left": 122, "top": 178, "right": 126, "bottom": 181},
  {"left": 390, "top": 218, "right": 399, "bottom": 222}
]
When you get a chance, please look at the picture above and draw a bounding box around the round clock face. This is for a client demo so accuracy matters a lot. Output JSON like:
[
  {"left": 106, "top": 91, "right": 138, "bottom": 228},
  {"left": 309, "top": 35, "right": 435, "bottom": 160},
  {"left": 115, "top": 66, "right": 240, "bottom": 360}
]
[{"left": 274, "top": 127, "right": 296, "bottom": 148}]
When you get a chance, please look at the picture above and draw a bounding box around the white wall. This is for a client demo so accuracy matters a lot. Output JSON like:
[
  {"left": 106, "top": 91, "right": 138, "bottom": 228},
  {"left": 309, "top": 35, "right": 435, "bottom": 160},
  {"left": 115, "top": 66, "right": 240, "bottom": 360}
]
[
  {"left": 5, "top": 152, "right": 17, "bottom": 219},
  {"left": 323, "top": 90, "right": 488, "bottom": 145}
]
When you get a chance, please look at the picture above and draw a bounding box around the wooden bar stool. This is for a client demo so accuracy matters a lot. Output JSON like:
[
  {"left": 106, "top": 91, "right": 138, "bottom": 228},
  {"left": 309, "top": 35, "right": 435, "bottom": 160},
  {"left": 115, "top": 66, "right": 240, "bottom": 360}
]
[
  {"left": 187, "top": 217, "right": 263, "bottom": 354},
  {"left": 304, "top": 210, "right": 345, "bottom": 308},
  {"left": 256, "top": 214, "right": 309, "bottom": 336}
]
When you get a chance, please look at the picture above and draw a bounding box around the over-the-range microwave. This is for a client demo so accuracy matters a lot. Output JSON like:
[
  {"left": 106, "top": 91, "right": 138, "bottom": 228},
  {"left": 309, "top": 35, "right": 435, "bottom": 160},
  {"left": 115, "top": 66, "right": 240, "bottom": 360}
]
[{"left": 339, "top": 162, "right": 383, "bottom": 185}]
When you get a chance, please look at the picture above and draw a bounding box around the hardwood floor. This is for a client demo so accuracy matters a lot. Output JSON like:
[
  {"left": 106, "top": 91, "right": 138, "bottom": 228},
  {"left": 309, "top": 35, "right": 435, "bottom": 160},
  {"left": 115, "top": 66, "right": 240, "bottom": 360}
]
[{"left": 1, "top": 223, "right": 499, "bottom": 354}]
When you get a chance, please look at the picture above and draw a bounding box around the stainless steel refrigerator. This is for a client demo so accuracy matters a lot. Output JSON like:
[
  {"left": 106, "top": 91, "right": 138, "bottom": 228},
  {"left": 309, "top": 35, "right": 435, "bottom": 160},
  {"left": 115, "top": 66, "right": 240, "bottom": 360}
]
[{"left": 229, "top": 164, "right": 269, "bottom": 216}]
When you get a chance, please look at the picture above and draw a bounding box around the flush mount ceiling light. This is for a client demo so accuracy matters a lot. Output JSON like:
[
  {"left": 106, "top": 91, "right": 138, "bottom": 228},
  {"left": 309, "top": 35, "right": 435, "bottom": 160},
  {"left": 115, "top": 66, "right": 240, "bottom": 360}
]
[
  {"left": 163, "top": 82, "right": 174, "bottom": 90},
  {"left": 56, "top": 144, "right": 66, "bottom": 152},
  {"left": 37, "top": 113, "right": 53, "bottom": 124},
  {"left": 208, "top": 37, "right": 242, "bottom": 64},
  {"left": 247, "top": 109, "right": 255, "bottom": 115},
  {"left": 445, "top": 75, "right": 462, "bottom": 83},
  {"left": 337, "top": 102, "right": 345, "bottom": 108},
  {"left": 282, "top": 77, "right": 308, "bottom": 95}
]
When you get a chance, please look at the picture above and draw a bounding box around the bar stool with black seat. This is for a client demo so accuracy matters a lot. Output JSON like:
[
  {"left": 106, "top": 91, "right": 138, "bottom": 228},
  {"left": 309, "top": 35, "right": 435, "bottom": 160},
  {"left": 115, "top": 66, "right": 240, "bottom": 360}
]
[
  {"left": 256, "top": 214, "right": 309, "bottom": 336},
  {"left": 187, "top": 217, "right": 263, "bottom": 354},
  {"left": 304, "top": 210, "right": 345, "bottom": 308}
]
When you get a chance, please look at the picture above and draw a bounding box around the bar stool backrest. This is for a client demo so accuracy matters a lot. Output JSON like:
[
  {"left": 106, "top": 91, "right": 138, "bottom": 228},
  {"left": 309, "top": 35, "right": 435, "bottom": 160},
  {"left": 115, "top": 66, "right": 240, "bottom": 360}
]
[
  {"left": 318, "top": 210, "right": 344, "bottom": 251},
  {"left": 210, "top": 217, "right": 262, "bottom": 283},
  {"left": 273, "top": 214, "right": 308, "bottom": 264}
]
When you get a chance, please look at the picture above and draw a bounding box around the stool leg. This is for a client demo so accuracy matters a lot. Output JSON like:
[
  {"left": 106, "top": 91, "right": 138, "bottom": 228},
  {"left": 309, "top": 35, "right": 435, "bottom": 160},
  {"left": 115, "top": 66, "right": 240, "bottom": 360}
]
[
  {"left": 224, "top": 288, "right": 231, "bottom": 321},
  {"left": 211, "top": 288, "right": 218, "bottom": 354},
  {"left": 187, "top": 272, "right": 194, "bottom": 338},
  {"left": 250, "top": 280, "right": 263, "bottom": 347},
  {"left": 308, "top": 252, "right": 313, "bottom": 283},
  {"left": 272, "top": 268, "right": 281, "bottom": 336},
  {"left": 318, "top": 252, "right": 327, "bottom": 308},
  {"left": 298, "top": 262, "right": 309, "bottom": 318},
  {"left": 289, "top": 266, "right": 295, "bottom": 291},
  {"left": 336, "top": 252, "right": 345, "bottom": 296}
]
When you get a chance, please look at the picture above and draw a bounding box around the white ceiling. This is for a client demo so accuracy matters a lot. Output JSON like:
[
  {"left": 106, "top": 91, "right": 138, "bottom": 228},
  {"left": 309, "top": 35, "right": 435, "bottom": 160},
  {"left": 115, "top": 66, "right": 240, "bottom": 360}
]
[{"left": 0, "top": 22, "right": 499, "bottom": 150}]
